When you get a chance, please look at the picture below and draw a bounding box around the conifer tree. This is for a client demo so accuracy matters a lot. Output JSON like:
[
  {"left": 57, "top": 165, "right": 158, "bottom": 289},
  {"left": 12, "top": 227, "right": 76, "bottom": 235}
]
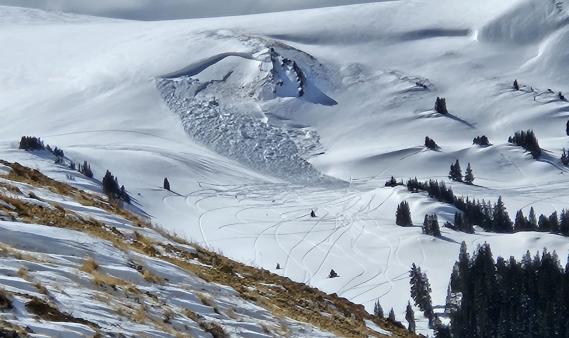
[
  {"left": 425, "top": 136, "right": 439, "bottom": 150},
  {"left": 374, "top": 300, "right": 384, "bottom": 318},
  {"left": 561, "top": 149, "right": 569, "bottom": 167},
  {"left": 448, "top": 160, "right": 463, "bottom": 182},
  {"left": 514, "top": 210, "right": 527, "bottom": 232},
  {"left": 566, "top": 120, "right": 569, "bottom": 136},
  {"left": 396, "top": 201, "right": 413, "bottom": 227},
  {"left": 560, "top": 209, "right": 569, "bottom": 236},
  {"left": 422, "top": 214, "right": 441, "bottom": 237},
  {"left": 163, "top": 177, "right": 171, "bottom": 191},
  {"left": 528, "top": 207, "right": 537, "bottom": 230},
  {"left": 388, "top": 308, "right": 396, "bottom": 322},
  {"left": 513, "top": 79, "right": 520, "bottom": 90},
  {"left": 464, "top": 163, "right": 474, "bottom": 185},
  {"left": 409, "top": 263, "right": 434, "bottom": 325},
  {"left": 385, "top": 176, "right": 398, "bottom": 187},
  {"left": 405, "top": 301, "right": 416, "bottom": 333},
  {"left": 492, "top": 196, "right": 513, "bottom": 233},
  {"left": 434, "top": 97, "right": 448, "bottom": 114}
]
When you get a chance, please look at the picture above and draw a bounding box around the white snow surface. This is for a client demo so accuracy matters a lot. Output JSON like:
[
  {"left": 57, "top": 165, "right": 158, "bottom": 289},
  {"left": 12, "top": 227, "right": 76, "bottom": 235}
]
[{"left": 1, "top": 0, "right": 569, "bottom": 335}]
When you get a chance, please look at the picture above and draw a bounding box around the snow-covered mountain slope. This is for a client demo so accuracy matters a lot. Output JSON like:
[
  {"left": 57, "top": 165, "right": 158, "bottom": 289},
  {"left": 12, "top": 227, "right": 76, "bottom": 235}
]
[
  {"left": 1, "top": 0, "right": 569, "bottom": 335},
  {"left": 0, "top": 152, "right": 410, "bottom": 337}
]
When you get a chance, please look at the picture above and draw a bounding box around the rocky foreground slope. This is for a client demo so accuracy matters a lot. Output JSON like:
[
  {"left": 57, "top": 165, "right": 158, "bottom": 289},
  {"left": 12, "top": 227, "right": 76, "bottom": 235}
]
[{"left": 0, "top": 151, "right": 416, "bottom": 338}]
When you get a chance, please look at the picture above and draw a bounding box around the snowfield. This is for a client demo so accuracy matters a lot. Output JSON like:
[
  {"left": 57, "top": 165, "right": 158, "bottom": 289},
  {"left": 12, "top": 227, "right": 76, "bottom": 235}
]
[{"left": 1, "top": 0, "right": 569, "bottom": 336}]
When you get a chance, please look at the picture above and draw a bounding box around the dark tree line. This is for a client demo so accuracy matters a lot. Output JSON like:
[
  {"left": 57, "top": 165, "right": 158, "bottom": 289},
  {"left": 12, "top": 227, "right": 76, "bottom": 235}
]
[
  {"left": 401, "top": 177, "right": 569, "bottom": 237},
  {"left": 102, "top": 170, "right": 130, "bottom": 204},
  {"left": 508, "top": 130, "right": 541, "bottom": 159},
  {"left": 445, "top": 242, "right": 569, "bottom": 338},
  {"left": 19, "top": 136, "right": 45, "bottom": 151},
  {"left": 514, "top": 207, "right": 569, "bottom": 236},
  {"left": 405, "top": 178, "right": 510, "bottom": 233}
]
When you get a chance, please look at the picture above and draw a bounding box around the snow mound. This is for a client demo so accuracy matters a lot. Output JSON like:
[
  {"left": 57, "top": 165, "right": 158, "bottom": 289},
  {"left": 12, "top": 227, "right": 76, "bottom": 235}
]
[
  {"left": 158, "top": 41, "right": 340, "bottom": 184},
  {"left": 479, "top": 0, "right": 569, "bottom": 45}
]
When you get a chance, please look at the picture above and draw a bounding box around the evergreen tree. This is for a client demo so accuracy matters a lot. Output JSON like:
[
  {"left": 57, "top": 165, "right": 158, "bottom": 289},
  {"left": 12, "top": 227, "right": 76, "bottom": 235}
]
[
  {"left": 514, "top": 210, "right": 528, "bottom": 232},
  {"left": 513, "top": 79, "right": 520, "bottom": 90},
  {"left": 405, "top": 301, "right": 416, "bottom": 333},
  {"left": 566, "top": 120, "right": 569, "bottom": 136},
  {"left": 409, "top": 263, "right": 434, "bottom": 326},
  {"left": 388, "top": 308, "right": 396, "bottom": 322},
  {"left": 464, "top": 163, "right": 474, "bottom": 185},
  {"left": 276, "top": 263, "right": 281, "bottom": 270},
  {"left": 163, "top": 177, "right": 171, "bottom": 191},
  {"left": 374, "top": 300, "right": 384, "bottom": 318},
  {"left": 508, "top": 130, "right": 541, "bottom": 159},
  {"left": 78, "top": 161, "right": 93, "bottom": 178},
  {"left": 492, "top": 196, "right": 513, "bottom": 233},
  {"left": 562, "top": 149, "right": 569, "bottom": 166},
  {"left": 448, "top": 159, "right": 463, "bottom": 182},
  {"left": 328, "top": 269, "right": 338, "bottom": 278},
  {"left": 425, "top": 136, "right": 439, "bottom": 150},
  {"left": 434, "top": 97, "right": 448, "bottom": 114},
  {"left": 559, "top": 91, "right": 566, "bottom": 101},
  {"left": 395, "top": 201, "right": 413, "bottom": 227},
  {"left": 19, "top": 136, "right": 45, "bottom": 151},
  {"left": 549, "top": 211, "right": 560, "bottom": 233},
  {"left": 538, "top": 214, "right": 550, "bottom": 232},
  {"left": 559, "top": 209, "right": 569, "bottom": 236},
  {"left": 385, "top": 176, "right": 398, "bottom": 187},
  {"left": 473, "top": 135, "right": 490, "bottom": 146},
  {"left": 422, "top": 214, "right": 441, "bottom": 237},
  {"left": 528, "top": 207, "right": 538, "bottom": 230},
  {"left": 102, "top": 170, "right": 130, "bottom": 204}
]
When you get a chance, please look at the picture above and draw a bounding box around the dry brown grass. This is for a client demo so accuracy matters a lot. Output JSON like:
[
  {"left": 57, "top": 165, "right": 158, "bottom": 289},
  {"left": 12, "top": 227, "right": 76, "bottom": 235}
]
[
  {"left": 92, "top": 271, "right": 129, "bottom": 290},
  {"left": 25, "top": 297, "right": 97, "bottom": 329},
  {"left": 0, "top": 243, "right": 41, "bottom": 262},
  {"left": 81, "top": 257, "right": 99, "bottom": 273},
  {"left": 197, "top": 293, "right": 214, "bottom": 307},
  {"left": 0, "top": 160, "right": 416, "bottom": 338},
  {"left": 16, "top": 267, "right": 28, "bottom": 279},
  {"left": 0, "top": 288, "right": 12, "bottom": 310},
  {"left": 0, "top": 318, "right": 27, "bottom": 338},
  {"left": 33, "top": 282, "right": 49, "bottom": 296},
  {"left": 142, "top": 269, "right": 164, "bottom": 285}
]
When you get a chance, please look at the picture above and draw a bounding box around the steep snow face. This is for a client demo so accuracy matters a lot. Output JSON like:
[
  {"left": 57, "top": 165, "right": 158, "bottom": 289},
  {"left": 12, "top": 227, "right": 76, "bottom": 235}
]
[
  {"left": 479, "top": 0, "right": 569, "bottom": 45},
  {"left": 158, "top": 41, "right": 338, "bottom": 184}
]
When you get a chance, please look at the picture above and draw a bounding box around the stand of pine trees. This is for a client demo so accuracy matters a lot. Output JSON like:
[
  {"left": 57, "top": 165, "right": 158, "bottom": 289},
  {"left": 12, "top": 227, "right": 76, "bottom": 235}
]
[
  {"left": 102, "top": 170, "right": 130, "bottom": 204},
  {"left": 405, "top": 178, "right": 506, "bottom": 232},
  {"left": 19, "top": 136, "right": 45, "bottom": 151},
  {"left": 395, "top": 201, "right": 413, "bottom": 226},
  {"left": 445, "top": 242, "right": 569, "bottom": 338},
  {"left": 77, "top": 161, "right": 93, "bottom": 178},
  {"left": 473, "top": 135, "right": 490, "bottom": 146},
  {"left": 448, "top": 160, "right": 463, "bottom": 182},
  {"left": 434, "top": 97, "right": 448, "bottom": 114},
  {"left": 422, "top": 214, "right": 441, "bottom": 237},
  {"left": 508, "top": 130, "right": 541, "bottom": 159},
  {"left": 425, "top": 136, "right": 439, "bottom": 150}
]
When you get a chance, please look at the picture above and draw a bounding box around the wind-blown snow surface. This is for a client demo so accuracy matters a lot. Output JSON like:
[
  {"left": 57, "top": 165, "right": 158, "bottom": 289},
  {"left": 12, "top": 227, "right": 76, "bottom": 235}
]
[{"left": 2, "top": 0, "right": 569, "bottom": 335}]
